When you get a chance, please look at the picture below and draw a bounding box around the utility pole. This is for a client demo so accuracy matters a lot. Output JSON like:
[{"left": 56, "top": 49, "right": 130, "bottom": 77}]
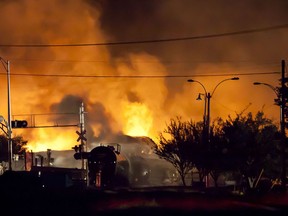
[
  {"left": 206, "top": 92, "right": 211, "bottom": 139},
  {"left": 78, "top": 102, "right": 89, "bottom": 186},
  {"left": 73, "top": 103, "right": 89, "bottom": 186},
  {"left": 79, "top": 102, "right": 86, "bottom": 169},
  {"left": 7, "top": 60, "right": 12, "bottom": 171},
  {"left": 280, "top": 59, "right": 287, "bottom": 191},
  {"left": 0, "top": 57, "right": 12, "bottom": 171}
]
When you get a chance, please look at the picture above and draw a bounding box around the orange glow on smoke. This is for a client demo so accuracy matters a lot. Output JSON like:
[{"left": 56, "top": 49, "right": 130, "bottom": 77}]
[
  {"left": 0, "top": 1, "right": 282, "bottom": 154},
  {"left": 24, "top": 128, "right": 76, "bottom": 152},
  {"left": 122, "top": 102, "right": 153, "bottom": 137}
]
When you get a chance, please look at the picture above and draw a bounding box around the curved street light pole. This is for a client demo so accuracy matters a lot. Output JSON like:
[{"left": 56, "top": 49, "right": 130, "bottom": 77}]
[
  {"left": 253, "top": 82, "right": 281, "bottom": 125},
  {"left": 0, "top": 57, "right": 13, "bottom": 171},
  {"left": 187, "top": 80, "right": 208, "bottom": 129},
  {"left": 253, "top": 59, "right": 286, "bottom": 191},
  {"left": 207, "top": 77, "right": 239, "bottom": 139},
  {"left": 253, "top": 82, "right": 278, "bottom": 96},
  {"left": 188, "top": 77, "right": 239, "bottom": 140}
]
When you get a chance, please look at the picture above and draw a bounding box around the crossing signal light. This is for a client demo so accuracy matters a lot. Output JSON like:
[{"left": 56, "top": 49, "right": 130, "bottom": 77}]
[
  {"left": 12, "top": 120, "right": 28, "bottom": 128},
  {"left": 72, "top": 144, "right": 84, "bottom": 153},
  {"left": 72, "top": 145, "right": 80, "bottom": 152},
  {"left": 74, "top": 152, "right": 89, "bottom": 160}
]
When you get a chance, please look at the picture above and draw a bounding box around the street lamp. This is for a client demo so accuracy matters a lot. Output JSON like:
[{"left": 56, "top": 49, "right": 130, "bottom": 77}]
[
  {"left": 0, "top": 57, "right": 12, "bottom": 171},
  {"left": 253, "top": 82, "right": 278, "bottom": 95},
  {"left": 253, "top": 80, "right": 286, "bottom": 191},
  {"left": 188, "top": 77, "right": 239, "bottom": 140},
  {"left": 253, "top": 82, "right": 281, "bottom": 123},
  {"left": 196, "top": 93, "right": 207, "bottom": 125}
]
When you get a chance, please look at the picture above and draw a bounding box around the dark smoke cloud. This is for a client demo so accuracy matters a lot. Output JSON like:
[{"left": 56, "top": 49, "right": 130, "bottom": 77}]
[
  {"left": 87, "top": 101, "right": 118, "bottom": 142},
  {"left": 87, "top": 101, "right": 147, "bottom": 144},
  {"left": 89, "top": 0, "right": 288, "bottom": 110},
  {"left": 0, "top": 0, "right": 287, "bottom": 151},
  {"left": 95, "top": 0, "right": 288, "bottom": 66},
  {"left": 48, "top": 94, "right": 143, "bottom": 146},
  {"left": 49, "top": 94, "right": 83, "bottom": 124}
]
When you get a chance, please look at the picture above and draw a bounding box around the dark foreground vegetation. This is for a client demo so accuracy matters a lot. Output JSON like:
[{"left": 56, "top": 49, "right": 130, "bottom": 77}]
[{"left": 154, "top": 111, "right": 287, "bottom": 191}]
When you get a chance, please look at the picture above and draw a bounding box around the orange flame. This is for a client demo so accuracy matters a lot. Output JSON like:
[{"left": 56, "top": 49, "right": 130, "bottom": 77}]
[
  {"left": 24, "top": 128, "right": 76, "bottom": 152},
  {"left": 0, "top": 1, "right": 281, "bottom": 154},
  {"left": 122, "top": 102, "right": 153, "bottom": 138}
]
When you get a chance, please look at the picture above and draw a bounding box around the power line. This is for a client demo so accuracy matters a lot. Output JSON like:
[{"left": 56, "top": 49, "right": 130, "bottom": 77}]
[
  {"left": 8, "top": 58, "right": 282, "bottom": 65},
  {"left": 13, "top": 112, "right": 78, "bottom": 116},
  {"left": 0, "top": 71, "right": 280, "bottom": 78},
  {"left": 0, "top": 23, "right": 287, "bottom": 48}
]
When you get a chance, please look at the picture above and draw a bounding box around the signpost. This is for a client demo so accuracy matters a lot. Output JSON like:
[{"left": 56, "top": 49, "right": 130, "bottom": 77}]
[{"left": 77, "top": 102, "right": 88, "bottom": 185}]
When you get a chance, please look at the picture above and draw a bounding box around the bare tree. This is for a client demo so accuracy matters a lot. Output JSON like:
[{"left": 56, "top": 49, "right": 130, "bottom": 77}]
[{"left": 154, "top": 116, "right": 200, "bottom": 186}]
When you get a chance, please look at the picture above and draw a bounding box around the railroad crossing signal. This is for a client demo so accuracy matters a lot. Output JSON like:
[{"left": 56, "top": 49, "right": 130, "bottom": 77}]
[
  {"left": 76, "top": 129, "right": 87, "bottom": 142},
  {"left": 72, "top": 143, "right": 85, "bottom": 152}
]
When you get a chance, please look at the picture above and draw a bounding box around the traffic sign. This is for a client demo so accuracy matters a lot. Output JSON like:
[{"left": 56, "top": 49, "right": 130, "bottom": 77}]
[{"left": 76, "top": 130, "right": 87, "bottom": 142}]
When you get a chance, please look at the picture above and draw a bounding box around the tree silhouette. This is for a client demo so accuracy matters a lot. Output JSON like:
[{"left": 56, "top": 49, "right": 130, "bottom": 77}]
[
  {"left": 0, "top": 134, "right": 28, "bottom": 162},
  {"left": 210, "top": 111, "right": 280, "bottom": 190},
  {"left": 154, "top": 116, "right": 200, "bottom": 186},
  {"left": 155, "top": 111, "right": 281, "bottom": 190}
]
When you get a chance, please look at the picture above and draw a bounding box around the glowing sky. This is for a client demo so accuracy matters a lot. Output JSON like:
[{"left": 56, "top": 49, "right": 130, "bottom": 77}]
[{"left": 0, "top": 0, "right": 287, "bottom": 152}]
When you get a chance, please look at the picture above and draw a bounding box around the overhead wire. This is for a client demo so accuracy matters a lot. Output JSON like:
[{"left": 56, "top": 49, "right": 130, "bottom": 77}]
[
  {"left": 0, "top": 23, "right": 287, "bottom": 47},
  {"left": 0, "top": 23, "right": 285, "bottom": 78},
  {"left": 0, "top": 71, "right": 280, "bottom": 78}
]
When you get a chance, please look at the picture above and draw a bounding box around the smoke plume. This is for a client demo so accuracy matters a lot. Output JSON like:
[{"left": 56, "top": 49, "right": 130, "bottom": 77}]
[{"left": 0, "top": 0, "right": 287, "bottom": 152}]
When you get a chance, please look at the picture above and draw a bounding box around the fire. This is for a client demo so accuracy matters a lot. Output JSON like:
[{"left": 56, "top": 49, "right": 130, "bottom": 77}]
[
  {"left": 0, "top": 1, "right": 282, "bottom": 156},
  {"left": 123, "top": 102, "right": 153, "bottom": 138},
  {"left": 24, "top": 128, "right": 75, "bottom": 152}
]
